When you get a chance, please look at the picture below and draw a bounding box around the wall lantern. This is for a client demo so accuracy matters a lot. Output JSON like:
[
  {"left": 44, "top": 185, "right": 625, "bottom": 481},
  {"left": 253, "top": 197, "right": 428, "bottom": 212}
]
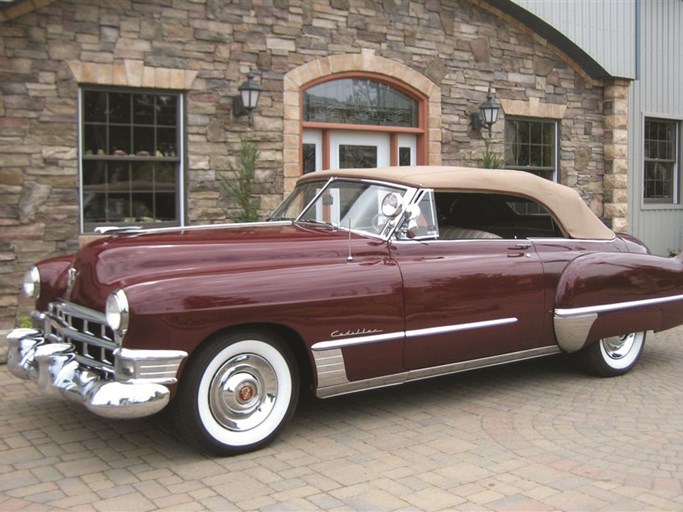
[
  {"left": 233, "top": 69, "right": 263, "bottom": 126},
  {"left": 471, "top": 83, "right": 502, "bottom": 137}
]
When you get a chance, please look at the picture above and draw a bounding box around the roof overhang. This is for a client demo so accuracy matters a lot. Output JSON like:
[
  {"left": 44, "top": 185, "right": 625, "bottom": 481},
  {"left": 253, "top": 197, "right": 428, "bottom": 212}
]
[{"left": 483, "top": 0, "right": 619, "bottom": 80}]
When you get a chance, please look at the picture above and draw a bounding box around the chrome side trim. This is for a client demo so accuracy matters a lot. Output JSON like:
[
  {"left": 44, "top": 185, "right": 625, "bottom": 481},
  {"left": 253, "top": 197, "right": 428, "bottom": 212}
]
[
  {"left": 311, "top": 317, "right": 518, "bottom": 351},
  {"left": 553, "top": 293, "right": 683, "bottom": 353},
  {"left": 105, "top": 220, "right": 292, "bottom": 236},
  {"left": 408, "top": 346, "right": 560, "bottom": 381},
  {"left": 312, "top": 331, "right": 403, "bottom": 351},
  {"left": 315, "top": 345, "right": 560, "bottom": 398},
  {"left": 312, "top": 349, "right": 351, "bottom": 388},
  {"left": 114, "top": 348, "right": 188, "bottom": 384},
  {"left": 406, "top": 318, "right": 517, "bottom": 338},
  {"left": 555, "top": 293, "right": 683, "bottom": 318}
]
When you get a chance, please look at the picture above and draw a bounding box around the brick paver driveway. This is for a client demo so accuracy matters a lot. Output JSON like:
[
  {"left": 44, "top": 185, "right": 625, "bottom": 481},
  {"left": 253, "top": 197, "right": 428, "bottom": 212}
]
[{"left": 1, "top": 327, "right": 682, "bottom": 511}]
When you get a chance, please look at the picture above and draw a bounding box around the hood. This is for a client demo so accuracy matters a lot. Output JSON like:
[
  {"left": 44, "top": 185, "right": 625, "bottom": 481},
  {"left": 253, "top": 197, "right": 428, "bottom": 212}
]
[{"left": 68, "top": 222, "right": 381, "bottom": 308}]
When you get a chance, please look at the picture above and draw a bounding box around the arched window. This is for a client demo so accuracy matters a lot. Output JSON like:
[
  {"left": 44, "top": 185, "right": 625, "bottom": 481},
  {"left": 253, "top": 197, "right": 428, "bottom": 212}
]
[
  {"left": 300, "top": 74, "right": 427, "bottom": 173},
  {"left": 304, "top": 78, "right": 418, "bottom": 127}
]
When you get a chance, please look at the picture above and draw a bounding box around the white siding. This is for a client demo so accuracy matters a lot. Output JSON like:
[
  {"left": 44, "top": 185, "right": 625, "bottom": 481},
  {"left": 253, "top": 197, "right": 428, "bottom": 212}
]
[
  {"left": 512, "top": 0, "right": 637, "bottom": 79},
  {"left": 628, "top": 0, "right": 683, "bottom": 256}
]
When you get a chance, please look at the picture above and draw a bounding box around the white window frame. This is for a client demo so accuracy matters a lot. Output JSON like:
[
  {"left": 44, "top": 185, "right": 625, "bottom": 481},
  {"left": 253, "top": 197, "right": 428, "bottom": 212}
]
[
  {"left": 642, "top": 116, "right": 681, "bottom": 206},
  {"left": 504, "top": 117, "right": 559, "bottom": 182}
]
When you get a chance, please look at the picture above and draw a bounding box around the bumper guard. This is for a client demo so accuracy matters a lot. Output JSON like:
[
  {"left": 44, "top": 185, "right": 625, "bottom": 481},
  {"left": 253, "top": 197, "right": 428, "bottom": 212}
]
[{"left": 6, "top": 328, "right": 187, "bottom": 419}]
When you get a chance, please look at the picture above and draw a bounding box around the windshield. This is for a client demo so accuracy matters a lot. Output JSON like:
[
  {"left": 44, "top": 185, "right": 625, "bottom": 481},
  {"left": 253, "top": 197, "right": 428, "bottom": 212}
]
[{"left": 271, "top": 179, "right": 410, "bottom": 236}]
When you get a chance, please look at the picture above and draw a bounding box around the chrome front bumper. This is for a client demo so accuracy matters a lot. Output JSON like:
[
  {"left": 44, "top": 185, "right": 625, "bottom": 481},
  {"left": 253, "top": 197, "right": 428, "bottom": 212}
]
[{"left": 6, "top": 328, "right": 187, "bottom": 419}]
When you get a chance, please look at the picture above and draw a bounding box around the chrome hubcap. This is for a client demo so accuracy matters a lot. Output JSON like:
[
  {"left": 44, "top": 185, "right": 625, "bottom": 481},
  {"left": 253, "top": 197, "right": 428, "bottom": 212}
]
[
  {"left": 601, "top": 333, "right": 636, "bottom": 360},
  {"left": 209, "top": 354, "right": 278, "bottom": 432}
]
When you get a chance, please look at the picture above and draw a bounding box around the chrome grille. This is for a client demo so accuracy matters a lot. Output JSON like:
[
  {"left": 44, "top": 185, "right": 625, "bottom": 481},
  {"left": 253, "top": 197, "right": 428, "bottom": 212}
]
[{"left": 47, "top": 301, "right": 117, "bottom": 374}]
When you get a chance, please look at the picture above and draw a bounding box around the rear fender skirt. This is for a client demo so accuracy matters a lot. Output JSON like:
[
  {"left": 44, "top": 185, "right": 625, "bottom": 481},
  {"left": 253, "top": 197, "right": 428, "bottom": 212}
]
[{"left": 553, "top": 252, "right": 683, "bottom": 352}]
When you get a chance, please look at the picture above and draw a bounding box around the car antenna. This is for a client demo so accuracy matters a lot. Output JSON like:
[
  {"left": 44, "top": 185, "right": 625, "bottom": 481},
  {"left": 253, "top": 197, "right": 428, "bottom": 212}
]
[{"left": 347, "top": 218, "right": 353, "bottom": 263}]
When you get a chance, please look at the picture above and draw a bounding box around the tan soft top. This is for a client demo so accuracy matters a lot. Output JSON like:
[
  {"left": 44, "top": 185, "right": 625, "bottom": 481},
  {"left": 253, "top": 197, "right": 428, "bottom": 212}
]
[{"left": 299, "top": 166, "right": 615, "bottom": 240}]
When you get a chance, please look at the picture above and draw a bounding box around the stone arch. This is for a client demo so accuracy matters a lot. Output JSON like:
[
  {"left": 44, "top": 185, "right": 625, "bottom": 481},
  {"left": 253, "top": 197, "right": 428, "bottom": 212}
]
[{"left": 282, "top": 49, "right": 442, "bottom": 193}]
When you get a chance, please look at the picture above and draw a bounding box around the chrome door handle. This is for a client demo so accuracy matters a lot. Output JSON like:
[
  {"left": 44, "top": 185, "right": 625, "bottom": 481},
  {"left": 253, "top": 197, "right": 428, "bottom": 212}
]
[{"left": 508, "top": 242, "right": 532, "bottom": 258}]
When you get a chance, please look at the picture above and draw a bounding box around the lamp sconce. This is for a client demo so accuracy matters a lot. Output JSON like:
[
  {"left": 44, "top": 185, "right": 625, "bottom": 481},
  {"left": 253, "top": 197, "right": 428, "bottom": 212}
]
[
  {"left": 471, "top": 83, "right": 502, "bottom": 137},
  {"left": 233, "top": 69, "right": 263, "bottom": 126}
]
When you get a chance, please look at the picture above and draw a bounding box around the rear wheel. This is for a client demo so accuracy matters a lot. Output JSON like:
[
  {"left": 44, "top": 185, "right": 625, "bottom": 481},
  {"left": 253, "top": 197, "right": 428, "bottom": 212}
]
[
  {"left": 579, "top": 331, "right": 645, "bottom": 377},
  {"left": 175, "top": 330, "right": 299, "bottom": 456}
]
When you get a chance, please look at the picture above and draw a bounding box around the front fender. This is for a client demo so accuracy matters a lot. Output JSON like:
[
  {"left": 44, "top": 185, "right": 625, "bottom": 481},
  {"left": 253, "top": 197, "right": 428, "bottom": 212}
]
[
  {"left": 119, "top": 257, "right": 404, "bottom": 365},
  {"left": 35, "top": 255, "right": 73, "bottom": 311},
  {"left": 553, "top": 252, "right": 683, "bottom": 352}
]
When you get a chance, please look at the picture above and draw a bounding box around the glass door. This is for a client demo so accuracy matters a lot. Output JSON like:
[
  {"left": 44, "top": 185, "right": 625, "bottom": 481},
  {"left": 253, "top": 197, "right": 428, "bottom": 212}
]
[{"left": 330, "top": 131, "right": 390, "bottom": 170}]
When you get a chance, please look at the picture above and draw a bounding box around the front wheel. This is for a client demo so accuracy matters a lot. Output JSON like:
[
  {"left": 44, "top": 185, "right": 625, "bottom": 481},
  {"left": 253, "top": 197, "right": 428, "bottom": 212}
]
[
  {"left": 175, "top": 330, "right": 299, "bottom": 456},
  {"left": 579, "top": 331, "right": 646, "bottom": 377}
]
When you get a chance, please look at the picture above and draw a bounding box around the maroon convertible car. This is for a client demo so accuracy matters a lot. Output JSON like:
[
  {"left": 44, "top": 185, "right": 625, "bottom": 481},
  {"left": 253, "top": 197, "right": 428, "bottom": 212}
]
[{"left": 8, "top": 166, "right": 683, "bottom": 455}]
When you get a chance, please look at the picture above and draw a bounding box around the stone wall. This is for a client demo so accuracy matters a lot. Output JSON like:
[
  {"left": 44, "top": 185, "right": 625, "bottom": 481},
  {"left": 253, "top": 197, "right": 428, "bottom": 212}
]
[{"left": 0, "top": 0, "right": 608, "bottom": 332}]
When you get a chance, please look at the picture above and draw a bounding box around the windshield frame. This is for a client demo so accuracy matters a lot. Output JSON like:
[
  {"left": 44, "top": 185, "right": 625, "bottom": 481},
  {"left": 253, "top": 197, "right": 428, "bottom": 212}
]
[{"left": 271, "top": 177, "right": 420, "bottom": 240}]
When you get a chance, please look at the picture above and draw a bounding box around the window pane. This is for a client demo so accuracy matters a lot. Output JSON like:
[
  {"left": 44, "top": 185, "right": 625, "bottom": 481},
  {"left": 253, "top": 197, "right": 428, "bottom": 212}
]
[
  {"left": 84, "top": 91, "right": 107, "bottom": 123},
  {"left": 84, "top": 194, "right": 107, "bottom": 223},
  {"left": 517, "top": 144, "right": 530, "bottom": 166},
  {"left": 530, "top": 123, "right": 542, "bottom": 142},
  {"left": 339, "top": 145, "right": 377, "bottom": 168},
  {"left": 83, "top": 124, "right": 107, "bottom": 156},
  {"left": 131, "top": 162, "right": 154, "bottom": 191},
  {"left": 133, "top": 126, "right": 154, "bottom": 155},
  {"left": 156, "top": 162, "right": 176, "bottom": 185},
  {"left": 82, "top": 160, "right": 107, "bottom": 187},
  {"left": 109, "top": 93, "right": 130, "bottom": 124},
  {"left": 107, "top": 194, "right": 129, "bottom": 222},
  {"left": 157, "top": 128, "right": 177, "bottom": 156},
  {"left": 516, "top": 120, "right": 530, "bottom": 144},
  {"left": 529, "top": 144, "right": 542, "bottom": 167},
  {"left": 157, "top": 95, "right": 177, "bottom": 126},
  {"left": 109, "top": 125, "right": 131, "bottom": 155},
  {"left": 133, "top": 94, "right": 155, "bottom": 125},
  {"left": 542, "top": 123, "right": 554, "bottom": 146},
  {"left": 399, "top": 147, "right": 411, "bottom": 166},
  {"left": 546, "top": 144, "right": 555, "bottom": 168},
  {"left": 302, "top": 143, "right": 316, "bottom": 174},
  {"left": 156, "top": 193, "right": 177, "bottom": 220},
  {"left": 304, "top": 78, "right": 418, "bottom": 127}
]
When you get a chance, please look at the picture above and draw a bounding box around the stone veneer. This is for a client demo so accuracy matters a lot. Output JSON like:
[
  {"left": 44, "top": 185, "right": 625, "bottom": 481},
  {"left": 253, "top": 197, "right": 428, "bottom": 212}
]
[
  {"left": 602, "top": 79, "right": 630, "bottom": 232},
  {"left": 0, "top": 0, "right": 615, "bottom": 335}
]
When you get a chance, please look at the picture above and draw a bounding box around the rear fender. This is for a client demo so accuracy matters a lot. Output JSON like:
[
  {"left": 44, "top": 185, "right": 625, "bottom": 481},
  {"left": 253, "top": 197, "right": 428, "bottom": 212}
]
[{"left": 553, "top": 252, "right": 683, "bottom": 352}]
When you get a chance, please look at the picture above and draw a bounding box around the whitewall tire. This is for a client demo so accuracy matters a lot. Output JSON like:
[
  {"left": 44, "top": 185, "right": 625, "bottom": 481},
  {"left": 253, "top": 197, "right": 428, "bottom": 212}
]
[
  {"left": 579, "top": 331, "right": 645, "bottom": 377},
  {"left": 175, "top": 330, "right": 299, "bottom": 456}
]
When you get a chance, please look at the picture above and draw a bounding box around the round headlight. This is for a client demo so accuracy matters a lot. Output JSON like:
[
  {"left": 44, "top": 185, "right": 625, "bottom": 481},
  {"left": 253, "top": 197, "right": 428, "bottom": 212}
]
[
  {"left": 22, "top": 266, "right": 41, "bottom": 299},
  {"left": 105, "top": 289, "right": 130, "bottom": 334}
]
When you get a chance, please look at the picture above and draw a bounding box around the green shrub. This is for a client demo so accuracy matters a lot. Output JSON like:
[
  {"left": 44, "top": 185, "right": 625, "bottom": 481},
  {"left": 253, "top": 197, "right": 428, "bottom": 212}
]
[
  {"left": 219, "top": 137, "right": 260, "bottom": 222},
  {"left": 482, "top": 139, "right": 501, "bottom": 169}
]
